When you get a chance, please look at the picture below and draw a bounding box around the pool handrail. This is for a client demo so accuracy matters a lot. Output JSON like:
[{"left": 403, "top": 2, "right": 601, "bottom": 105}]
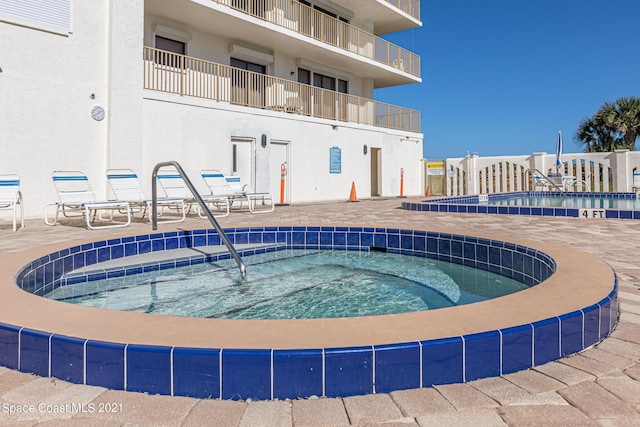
[
  {"left": 529, "top": 168, "right": 566, "bottom": 193},
  {"left": 151, "top": 161, "right": 247, "bottom": 278}
]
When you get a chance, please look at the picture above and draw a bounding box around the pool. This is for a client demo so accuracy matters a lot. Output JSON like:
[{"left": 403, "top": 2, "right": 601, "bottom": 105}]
[
  {"left": 0, "top": 226, "right": 618, "bottom": 400},
  {"left": 402, "top": 191, "right": 640, "bottom": 219},
  {"left": 48, "top": 250, "right": 528, "bottom": 319},
  {"left": 487, "top": 194, "right": 640, "bottom": 209}
]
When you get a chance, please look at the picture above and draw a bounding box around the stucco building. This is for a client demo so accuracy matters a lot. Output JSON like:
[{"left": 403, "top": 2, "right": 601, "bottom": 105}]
[{"left": 0, "top": 0, "right": 423, "bottom": 218}]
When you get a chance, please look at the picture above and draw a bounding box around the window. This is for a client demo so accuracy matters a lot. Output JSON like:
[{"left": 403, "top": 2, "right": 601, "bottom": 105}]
[
  {"left": 298, "top": 69, "right": 311, "bottom": 85},
  {"left": 297, "top": 0, "right": 349, "bottom": 23},
  {"left": 232, "top": 0, "right": 265, "bottom": 18},
  {"left": 313, "top": 72, "right": 335, "bottom": 91},
  {"left": 232, "top": 144, "right": 238, "bottom": 173},
  {"left": 155, "top": 36, "right": 185, "bottom": 55},
  {"left": 230, "top": 58, "right": 266, "bottom": 107},
  {"left": 231, "top": 58, "right": 266, "bottom": 74},
  {"left": 154, "top": 36, "right": 186, "bottom": 67},
  {"left": 298, "top": 68, "right": 348, "bottom": 94},
  {"left": 337, "top": 79, "right": 348, "bottom": 94},
  {"left": 0, "top": 0, "right": 71, "bottom": 34}
]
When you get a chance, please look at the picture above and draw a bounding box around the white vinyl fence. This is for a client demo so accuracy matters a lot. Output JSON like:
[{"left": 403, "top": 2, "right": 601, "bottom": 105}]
[{"left": 437, "top": 150, "right": 640, "bottom": 197}]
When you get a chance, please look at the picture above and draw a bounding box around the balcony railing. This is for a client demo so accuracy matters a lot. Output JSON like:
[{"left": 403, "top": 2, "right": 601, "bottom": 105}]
[
  {"left": 384, "top": 0, "right": 420, "bottom": 21},
  {"left": 211, "top": 0, "right": 420, "bottom": 78},
  {"left": 144, "top": 47, "right": 420, "bottom": 133}
]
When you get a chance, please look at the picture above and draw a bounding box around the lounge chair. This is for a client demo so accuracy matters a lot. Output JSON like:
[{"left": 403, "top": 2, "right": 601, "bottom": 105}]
[
  {"left": 156, "top": 167, "right": 230, "bottom": 217},
  {"left": 223, "top": 174, "right": 274, "bottom": 213},
  {"left": 547, "top": 171, "right": 590, "bottom": 192},
  {"left": 200, "top": 169, "right": 236, "bottom": 206},
  {"left": 44, "top": 170, "right": 131, "bottom": 230},
  {"left": 0, "top": 174, "right": 24, "bottom": 232},
  {"left": 106, "top": 169, "right": 186, "bottom": 224}
]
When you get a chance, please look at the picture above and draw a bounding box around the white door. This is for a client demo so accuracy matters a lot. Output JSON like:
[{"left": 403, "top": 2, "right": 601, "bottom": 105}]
[
  {"left": 231, "top": 138, "right": 255, "bottom": 190},
  {"left": 269, "top": 141, "right": 289, "bottom": 204}
]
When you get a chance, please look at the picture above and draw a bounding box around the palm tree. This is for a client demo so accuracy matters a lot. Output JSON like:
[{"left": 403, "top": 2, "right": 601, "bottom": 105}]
[
  {"left": 575, "top": 114, "right": 622, "bottom": 152},
  {"left": 600, "top": 97, "right": 640, "bottom": 150},
  {"left": 576, "top": 96, "right": 640, "bottom": 152}
]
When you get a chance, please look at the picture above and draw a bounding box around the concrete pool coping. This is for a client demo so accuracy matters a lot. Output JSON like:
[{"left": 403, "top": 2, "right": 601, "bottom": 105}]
[{"left": 0, "top": 224, "right": 614, "bottom": 350}]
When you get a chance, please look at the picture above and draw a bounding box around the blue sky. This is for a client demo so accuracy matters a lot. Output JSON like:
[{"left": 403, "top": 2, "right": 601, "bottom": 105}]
[{"left": 376, "top": 0, "right": 640, "bottom": 159}]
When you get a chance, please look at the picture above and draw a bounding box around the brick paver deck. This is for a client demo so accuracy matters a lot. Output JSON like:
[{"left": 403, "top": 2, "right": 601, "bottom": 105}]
[{"left": 0, "top": 197, "right": 638, "bottom": 426}]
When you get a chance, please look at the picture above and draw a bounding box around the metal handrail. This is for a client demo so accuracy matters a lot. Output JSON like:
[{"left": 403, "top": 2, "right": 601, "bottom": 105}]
[
  {"left": 529, "top": 168, "right": 565, "bottom": 193},
  {"left": 151, "top": 161, "right": 247, "bottom": 278}
]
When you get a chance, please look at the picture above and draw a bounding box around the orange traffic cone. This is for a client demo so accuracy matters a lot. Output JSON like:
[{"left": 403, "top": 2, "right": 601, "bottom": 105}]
[
  {"left": 349, "top": 181, "right": 358, "bottom": 202},
  {"left": 426, "top": 186, "right": 431, "bottom": 197}
]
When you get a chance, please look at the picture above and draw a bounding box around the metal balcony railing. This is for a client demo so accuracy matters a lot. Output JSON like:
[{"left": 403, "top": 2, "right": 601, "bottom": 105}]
[
  {"left": 144, "top": 47, "right": 420, "bottom": 132},
  {"left": 211, "top": 0, "right": 420, "bottom": 78},
  {"left": 383, "top": 0, "right": 420, "bottom": 20}
]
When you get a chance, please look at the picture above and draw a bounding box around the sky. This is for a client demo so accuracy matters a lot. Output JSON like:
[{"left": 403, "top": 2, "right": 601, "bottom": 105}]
[{"left": 376, "top": 0, "right": 640, "bottom": 160}]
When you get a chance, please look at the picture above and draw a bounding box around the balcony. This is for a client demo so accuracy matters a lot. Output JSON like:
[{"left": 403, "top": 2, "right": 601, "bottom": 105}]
[
  {"left": 383, "top": 0, "right": 420, "bottom": 21},
  {"left": 144, "top": 47, "right": 420, "bottom": 133},
  {"left": 213, "top": 0, "right": 420, "bottom": 78},
  {"left": 330, "top": 0, "right": 421, "bottom": 34}
]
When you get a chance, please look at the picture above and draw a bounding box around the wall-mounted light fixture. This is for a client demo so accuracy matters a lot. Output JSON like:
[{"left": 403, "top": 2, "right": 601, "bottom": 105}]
[
  {"left": 261, "top": 134, "right": 267, "bottom": 148},
  {"left": 363, "top": 144, "right": 368, "bottom": 155}
]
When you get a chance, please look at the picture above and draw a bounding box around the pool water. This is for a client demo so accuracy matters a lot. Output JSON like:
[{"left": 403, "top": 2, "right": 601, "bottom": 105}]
[
  {"left": 46, "top": 250, "right": 527, "bottom": 319},
  {"left": 487, "top": 195, "right": 640, "bottom": 209}
]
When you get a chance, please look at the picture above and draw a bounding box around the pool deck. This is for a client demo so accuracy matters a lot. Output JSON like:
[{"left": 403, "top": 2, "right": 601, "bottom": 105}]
[{"left": 0, "top": 197, "right": 639, "bottom": 426}]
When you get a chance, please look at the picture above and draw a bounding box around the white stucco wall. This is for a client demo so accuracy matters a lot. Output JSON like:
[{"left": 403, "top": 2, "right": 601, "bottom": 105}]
[
  {"left": 107, "top": 0, "right": 145, "bottom": 173},
  {"left": 139, "top": 92, "right": 423, "bottom": 204},
  {"left": 0, "top": 1, "right": 113, "bottom": 218}
]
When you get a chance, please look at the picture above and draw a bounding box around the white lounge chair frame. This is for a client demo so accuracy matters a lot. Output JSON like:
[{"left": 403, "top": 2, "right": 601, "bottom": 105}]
[
  {"left": 200, "top": 169, "right": 237, "bottom": 209},
  {"left": 547, "top": 172, "right": 590, "bottom": 192},
  {"left": 106, "top": 169, "right": 186, "bottom": 224},
  {"left": 0, "top": 174, "right": 24, "bottom": 232},
  {"left": 223, "top": 174, "right": 274, "bottom": 213},
  {"left": 44, "top": 171, "right": 131, "bottom": 230},
  {"left": 156, "top": 168, "right": 229, "bottom": 218}
]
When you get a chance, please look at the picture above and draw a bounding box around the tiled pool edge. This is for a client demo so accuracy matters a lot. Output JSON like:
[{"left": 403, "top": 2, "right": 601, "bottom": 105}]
[
  {"left": 0, "top": 226, "right": 619, "bottom": 400},
  {"left": 401, "top": 191, "right": 640, "bottom": 219}
]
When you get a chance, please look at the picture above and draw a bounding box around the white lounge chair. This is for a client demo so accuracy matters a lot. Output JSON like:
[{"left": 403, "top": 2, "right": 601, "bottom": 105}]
[
  {"left": 0, "top": 174, "right": 24, "bottom": 232},
  {"left": 106, "top": 169, "right": 186, "bottom": 224},
  {"left": 200, "top": 169, "right": 236, "bottom": 207},
  {"left": 223, "top": 174, "right": 274, "bottom": 214},
  {"left": 547, "top": 171, "right": 590, "bottom": 192},
  {"left": 156, "top": 167, "right": 229, "bottom": 218},
  {"left": 44, "top": 170, "right": 131, "bottom": 230}
]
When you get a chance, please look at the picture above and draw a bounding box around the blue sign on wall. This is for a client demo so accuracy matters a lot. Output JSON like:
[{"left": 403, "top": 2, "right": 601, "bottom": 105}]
[{"left": 330, "top": 146, "right": 341, "bottom": 174}]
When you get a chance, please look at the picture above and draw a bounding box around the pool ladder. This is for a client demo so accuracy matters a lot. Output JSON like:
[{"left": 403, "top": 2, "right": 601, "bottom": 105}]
[
  {"left": 151, "top": 161, "right": 247, "bottom": 278},
  {"left": 529, "top": 168, "right": 566, "bottom": 193}
]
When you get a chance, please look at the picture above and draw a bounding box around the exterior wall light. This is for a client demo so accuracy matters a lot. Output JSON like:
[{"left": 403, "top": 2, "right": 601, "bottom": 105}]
[
  {"left": 261, "top": 134, "right": 267, "bottom": 148},
  {"left": 363, "top": 145, "right": 368, "bottom": 155}
]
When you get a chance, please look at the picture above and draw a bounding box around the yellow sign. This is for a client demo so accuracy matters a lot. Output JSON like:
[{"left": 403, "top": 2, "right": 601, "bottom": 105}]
[{"left": 427, "top": 162, "right": 445, "bottom": 176}]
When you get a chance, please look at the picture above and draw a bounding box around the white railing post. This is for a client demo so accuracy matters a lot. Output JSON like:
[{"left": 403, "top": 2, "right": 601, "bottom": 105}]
[
  {"left": 464, "top": 154, "right": 479, "bottom": 195},
  {"left": 443, "top": 150, "right": 640, "bottom": 195},
  {"left": 529, "top": 152, "right": 548, "bottom": 177},
  {"left": 608, "top": 149, "right": 631, "bottom": 192}
]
